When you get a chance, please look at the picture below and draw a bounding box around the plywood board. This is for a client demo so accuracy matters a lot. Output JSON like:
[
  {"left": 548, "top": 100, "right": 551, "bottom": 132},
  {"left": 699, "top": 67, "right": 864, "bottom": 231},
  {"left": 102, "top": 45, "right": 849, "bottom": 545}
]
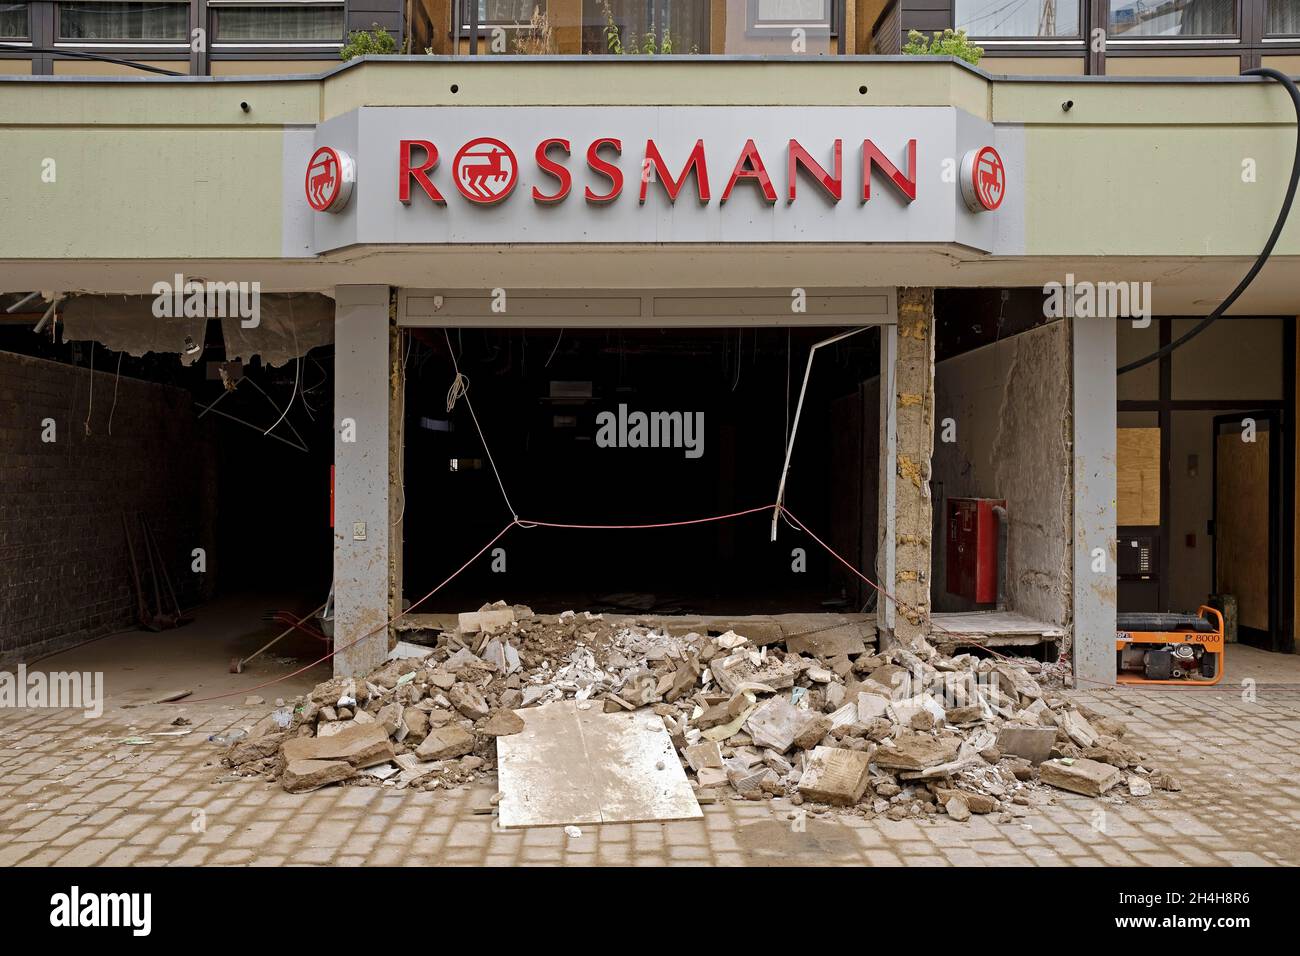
[
  {"left": 1117, "top": 427, "right": 1161, "bottom": 526},
  {"left": 1216, "top": 431, "right": 1270, "bottom": 631},
  {"left": 497, "top": 701, "right": 701, "bottom": 829}
]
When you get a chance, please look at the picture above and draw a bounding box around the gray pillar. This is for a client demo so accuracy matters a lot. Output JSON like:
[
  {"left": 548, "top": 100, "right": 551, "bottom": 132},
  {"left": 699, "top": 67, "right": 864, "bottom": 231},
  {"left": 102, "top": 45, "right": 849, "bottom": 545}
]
[
  {"left": 333, "top": 285, "right": 392, "bottom": 678},
  {"left": 1071, "top": 317, "right": 1117, "bottom": 688}
]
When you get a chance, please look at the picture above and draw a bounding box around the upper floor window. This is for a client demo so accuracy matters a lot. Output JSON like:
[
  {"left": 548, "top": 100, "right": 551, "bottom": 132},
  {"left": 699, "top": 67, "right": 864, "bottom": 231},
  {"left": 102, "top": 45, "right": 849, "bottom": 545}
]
[
  {"left": 212, "top": 3, "right": 345, "bottom": 42},
  {"left": 1266, "top": 0, "right": 1300, "bottom": 35},
  {"left": 583, "top": 0, "right": 708, "bottom": 54},
  {"left": 955, "top": 0, "right": 1080, "bottom": 38},
  {"left": 749, "top": 0, "right": 833, "bottom": 32},
  {"left": 57, "top": 2, "right": 188, "bottom": 41},
  {"left": 0, "top": 2, "right": 28, "bottom": 38},
  {"left": 1108, "top": 0, "right": 1238, "bottom": 38},
  {"left": 464, "top": 0, "right": 543, "bottom": 25}
]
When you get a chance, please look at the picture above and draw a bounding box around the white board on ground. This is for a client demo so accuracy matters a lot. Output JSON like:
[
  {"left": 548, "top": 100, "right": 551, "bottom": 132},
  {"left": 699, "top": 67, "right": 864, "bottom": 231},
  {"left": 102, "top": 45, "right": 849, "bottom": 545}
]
[{"left": 497, "top": 700, "right": 702, "bottom": 828}]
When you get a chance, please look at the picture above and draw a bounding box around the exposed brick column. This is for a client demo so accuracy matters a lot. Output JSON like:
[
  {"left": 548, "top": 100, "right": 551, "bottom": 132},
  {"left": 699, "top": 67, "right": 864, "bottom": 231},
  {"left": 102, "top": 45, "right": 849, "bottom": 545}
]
[{"left": 892, "top": 287, "right": 936, "bottom": 649}]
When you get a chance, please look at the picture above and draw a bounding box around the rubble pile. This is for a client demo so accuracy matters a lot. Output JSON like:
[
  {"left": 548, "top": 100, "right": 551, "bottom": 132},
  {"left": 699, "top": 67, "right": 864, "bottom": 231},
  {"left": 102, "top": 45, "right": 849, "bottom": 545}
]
[{"left": 223, "top": 601, "right": 1180, "bottom": 822}]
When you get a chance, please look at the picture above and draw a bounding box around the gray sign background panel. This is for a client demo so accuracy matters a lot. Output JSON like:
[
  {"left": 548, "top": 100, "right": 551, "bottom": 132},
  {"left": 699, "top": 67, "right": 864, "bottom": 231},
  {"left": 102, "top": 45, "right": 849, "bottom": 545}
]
[{"left": 302, "top": 106, "right": 1009, "bottom": 254}]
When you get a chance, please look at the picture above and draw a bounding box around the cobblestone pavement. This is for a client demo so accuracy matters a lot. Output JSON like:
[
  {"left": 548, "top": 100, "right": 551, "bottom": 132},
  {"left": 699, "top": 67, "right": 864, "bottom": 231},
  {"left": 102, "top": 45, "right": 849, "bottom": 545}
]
[{"left": 1, "top": 683, "right": 1296, "bottom": 866}]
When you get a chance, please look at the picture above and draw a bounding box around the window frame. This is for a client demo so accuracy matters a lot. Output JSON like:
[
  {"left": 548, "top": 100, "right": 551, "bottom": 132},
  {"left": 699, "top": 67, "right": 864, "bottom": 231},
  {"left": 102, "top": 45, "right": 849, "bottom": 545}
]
[
  {"left": 1262, "top": 0, "right": 1300, "bottom": 39},
  {"left": 459, "top": 0, "right": 547, "bottom": 30},
  {"left": 207, "top": 0, "right": 346, "bottom": 51},
  {"left": 953, "top": 0, "right": 1085, "bottom": 44},
  {"left": 54, "top": 1, "right": 192, "bottom": 48},
  {"left": 0, "top": 1, "right": 29, "bottom": 40},
  {"left": 745, "top": 0, "right": 837, "bottom": 38},
  {"left": 1105, "top": 0, "right": 1244, "bottom": 46}
]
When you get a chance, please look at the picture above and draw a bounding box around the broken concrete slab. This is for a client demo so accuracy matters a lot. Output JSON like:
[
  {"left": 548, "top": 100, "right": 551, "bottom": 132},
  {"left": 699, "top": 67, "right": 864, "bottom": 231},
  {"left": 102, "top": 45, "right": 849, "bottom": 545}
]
[
  {"left": 1039, "top": 757, "right": 1121, "bottom": 797},
  {"left": 282, "top": 759, "right": 356, "bottom": 793},
  {"left": 281, "top": 724, "right": 394, "bottom": 769},
  {"left": 784, "top": 626, "right": 868, "bottom": 659},
  {"left": 458, "top": 607, "right": 515, "bottom": 634},
  {"left": 797, "top": 746, "right": 872, "bottom": 806},
  {"left": 683, "top": 741, "right": 723, "bottom": 772},
  {"left": 872, "top": 733, "right": 961, "bottom": 772},
  {"left": 1058, "top": 709, "right": 1100, "bottom": 748},
  {"left": 996, "top": 725, "right": 1058, "bottom": 765},
  {"left": 497, "top": 700, "right": 700, "bottom": 828},
  {"left": 481, "top": 709, "right": 526, "bottom": 737},
  {"left": 415, "top": 725, "right": 476, "bottom": 761},
  {"left": 856, "top": 692, "right": 890, "bottom": 722},
  {"left": 744, "top": 696, "right": 810, "bottom": 754},
  {"left": 448, "top": 683, "right": 491, "bottom": 720}
]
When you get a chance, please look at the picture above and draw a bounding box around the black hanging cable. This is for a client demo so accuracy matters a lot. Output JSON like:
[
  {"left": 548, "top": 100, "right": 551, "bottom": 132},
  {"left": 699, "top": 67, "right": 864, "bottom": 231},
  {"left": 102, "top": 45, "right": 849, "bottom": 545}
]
[
  {"left": 0, "top": 43, "right": 185, "bottom": 76},
  {"left": 1118, "top": 68, "right": 1300, "bottom": 375}
]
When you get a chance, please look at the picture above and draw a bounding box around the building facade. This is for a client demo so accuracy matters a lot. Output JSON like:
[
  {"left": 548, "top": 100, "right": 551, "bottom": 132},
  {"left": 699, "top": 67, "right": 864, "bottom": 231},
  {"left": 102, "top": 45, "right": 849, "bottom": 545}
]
[{"left": 0, "top": 34, "right": 1296, "bottom": 685}]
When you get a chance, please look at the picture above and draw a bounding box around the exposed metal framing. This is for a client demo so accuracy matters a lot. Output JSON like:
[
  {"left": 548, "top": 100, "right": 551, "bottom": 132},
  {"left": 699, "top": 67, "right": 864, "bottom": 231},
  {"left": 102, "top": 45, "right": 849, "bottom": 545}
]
[{"left": 396, "top": 287, "right": 898, "bottom": 329}]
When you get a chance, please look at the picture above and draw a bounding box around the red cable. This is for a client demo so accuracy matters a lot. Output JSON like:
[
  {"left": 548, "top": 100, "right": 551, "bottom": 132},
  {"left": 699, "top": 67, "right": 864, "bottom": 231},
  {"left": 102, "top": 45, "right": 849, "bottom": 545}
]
[
  {"left": 187, "top": 502, "right": 1101, "bottom": 702},
  {"left": 185, "top": 520, "right": 520, "bottom": 703}
]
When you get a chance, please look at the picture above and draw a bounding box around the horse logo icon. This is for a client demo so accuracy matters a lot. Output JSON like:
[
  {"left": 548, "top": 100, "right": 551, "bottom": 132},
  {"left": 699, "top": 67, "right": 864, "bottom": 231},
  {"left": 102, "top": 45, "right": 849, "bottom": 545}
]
[
  {"left": 453, "top": 137, "right": 518, "bottom": 204},
  {"left": 959, "top": 146, "right": 1006, "bottom": 213},
  {"left": 305, "top": 146, "right": 355, "bottom": 214}
]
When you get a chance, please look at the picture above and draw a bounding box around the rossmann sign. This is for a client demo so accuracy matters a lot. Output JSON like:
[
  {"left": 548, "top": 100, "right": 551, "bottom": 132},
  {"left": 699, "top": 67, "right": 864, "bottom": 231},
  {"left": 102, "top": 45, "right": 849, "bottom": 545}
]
[{"left": 292, "top": 107, "right": 1022, "bottom": 255}]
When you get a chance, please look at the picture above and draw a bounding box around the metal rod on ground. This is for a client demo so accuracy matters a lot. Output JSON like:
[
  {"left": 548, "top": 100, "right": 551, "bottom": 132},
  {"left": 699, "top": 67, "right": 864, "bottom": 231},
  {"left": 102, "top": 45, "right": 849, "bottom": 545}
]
[
  {"left": 143, "top": 517, "right": 185, "bottom": 622},
  {"left": 770, "top": 326, "right": 871, "bottom": 540},
  {"left": 231, "top": 602, "right": 329, "bottom": 674},
  {"left": 122, "top": 513, "right": 149, "bottom": 627}
]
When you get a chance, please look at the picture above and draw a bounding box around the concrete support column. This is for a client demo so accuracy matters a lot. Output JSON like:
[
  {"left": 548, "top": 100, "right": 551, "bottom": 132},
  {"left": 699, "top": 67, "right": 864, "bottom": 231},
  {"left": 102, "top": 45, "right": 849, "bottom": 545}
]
[
  {"left": 891, "top": 288, "right": 936, "bottom": 648},
  {"left": 1071, "top": 317, "right": 1117, "bottom": 688},
  {"left": 333, "top": 286, "right": 393, "bottom": 677}
]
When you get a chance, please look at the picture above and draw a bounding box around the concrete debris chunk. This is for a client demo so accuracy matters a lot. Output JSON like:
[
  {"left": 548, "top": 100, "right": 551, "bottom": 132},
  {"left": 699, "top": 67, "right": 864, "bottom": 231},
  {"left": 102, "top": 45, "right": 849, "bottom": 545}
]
[
  {"left": 745, "top": 696, "right": 811, "bottom": 754},
  {"left": 459, "top": 606, "right": 516, "bottom": 634},
  {"left": 797, "top": 746, "right": 873, "bottom": 806},
  {"left": 996, "top": 725, "right": 1058, "bottom": 765},
  {"left": 872, "top": 732, "right": 961, "bottom": 772},
  {"left": 481, "top": 709, "right": 526, "bottom": 737},
  {"left": 282, "top": 724, "right": 394, "bottom": 769},
  {"left": 1039, "top": 757, "right": 1121, "bottom": 797},
  {"left": 449, "top": 683, "right": 491, "bottom": 721},
  {"left": 415, "top": 725, "right": 477, "bottom": 761},
  {"left": 684, "top": 741, "right": 723, "bottom": 772},
  {"left": 237, "top": 603, "right": 1145, "bottom": 821},
  {"left": 1058, "top": 709, "right": 1100, "bottom": 748},
  {"left": 282, "top": 759, "right": 356, "bottom": 793}
]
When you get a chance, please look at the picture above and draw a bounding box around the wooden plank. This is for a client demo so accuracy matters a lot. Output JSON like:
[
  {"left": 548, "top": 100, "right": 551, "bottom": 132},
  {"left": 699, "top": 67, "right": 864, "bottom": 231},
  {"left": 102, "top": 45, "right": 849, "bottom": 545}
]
[
  {"left": 1117, "top": 426, "right": 1161, "bottom": 526},
  {"left": 497, "top": 701, "right": 700, "bottom": 828},
  {"left": 1216, "top": 431, "right": 1270, "bottom": 631}
]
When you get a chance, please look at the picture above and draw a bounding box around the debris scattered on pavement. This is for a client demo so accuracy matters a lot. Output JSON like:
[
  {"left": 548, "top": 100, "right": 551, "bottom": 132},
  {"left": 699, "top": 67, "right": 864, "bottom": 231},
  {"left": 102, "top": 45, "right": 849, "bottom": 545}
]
[{"left": 225, "top": 600, "right": 1174, "bottom": 825}]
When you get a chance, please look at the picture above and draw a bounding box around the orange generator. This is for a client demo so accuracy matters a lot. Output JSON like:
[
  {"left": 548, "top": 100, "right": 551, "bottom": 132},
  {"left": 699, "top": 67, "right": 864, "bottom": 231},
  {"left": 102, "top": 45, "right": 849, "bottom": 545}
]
[{"left": 1116, "top": 607, "right": 1224, "bottom": 686}]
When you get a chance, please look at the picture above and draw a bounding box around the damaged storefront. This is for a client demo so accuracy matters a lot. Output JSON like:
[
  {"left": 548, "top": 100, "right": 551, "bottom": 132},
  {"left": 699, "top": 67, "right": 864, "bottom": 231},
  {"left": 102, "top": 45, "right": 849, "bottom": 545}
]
[{"left": 0, "top": 56, "right": 1298, "bottom": 833}]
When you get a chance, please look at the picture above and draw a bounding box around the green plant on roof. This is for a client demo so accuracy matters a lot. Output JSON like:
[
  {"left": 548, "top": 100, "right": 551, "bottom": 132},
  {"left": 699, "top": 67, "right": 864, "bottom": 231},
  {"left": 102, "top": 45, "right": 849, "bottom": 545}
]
[
  {"left": 902, "top": 28, "right": 983, "bottom": 66},
  {"left": 601, "top": 0, "right": 682, "bottom": 54},
  {"left": 341, "top": 25, "right": 398, "bottom": 61}
]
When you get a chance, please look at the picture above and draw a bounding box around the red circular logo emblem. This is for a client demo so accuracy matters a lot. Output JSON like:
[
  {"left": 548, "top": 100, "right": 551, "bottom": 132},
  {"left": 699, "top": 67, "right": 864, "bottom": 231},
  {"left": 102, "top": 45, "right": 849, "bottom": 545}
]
[
  {"left": 452, "top": 137, "right": 518, "bottom": 204},
  {"left": 305, "top": 146, "right": 354, "bottom": 213},
  {"left": 970, "top": 146, "right": 1005, "bottom": 211}
]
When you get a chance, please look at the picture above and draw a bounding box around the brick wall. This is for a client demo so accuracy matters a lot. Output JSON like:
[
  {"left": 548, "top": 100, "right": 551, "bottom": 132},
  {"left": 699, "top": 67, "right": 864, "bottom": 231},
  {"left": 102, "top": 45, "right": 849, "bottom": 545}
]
[{"left": 0, "top": 350, "right": 216, "bottom": 663}]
